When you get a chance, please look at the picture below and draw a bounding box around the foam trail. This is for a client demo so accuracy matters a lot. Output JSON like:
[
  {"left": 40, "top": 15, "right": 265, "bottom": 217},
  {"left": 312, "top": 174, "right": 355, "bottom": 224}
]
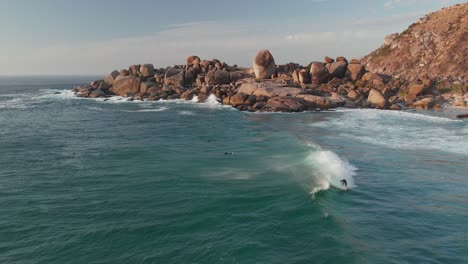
[
  {"left": 307, "top": 150, "right": 357, "bottom": 194},
  {"left": 191, "top": 96, "right": 199, "bottom": 103}
]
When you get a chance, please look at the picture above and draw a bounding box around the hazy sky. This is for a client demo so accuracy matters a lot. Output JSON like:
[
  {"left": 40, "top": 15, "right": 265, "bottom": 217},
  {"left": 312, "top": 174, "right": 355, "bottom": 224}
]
[{"left": 1, "top": 0, "right": 464, "bottom": 75}]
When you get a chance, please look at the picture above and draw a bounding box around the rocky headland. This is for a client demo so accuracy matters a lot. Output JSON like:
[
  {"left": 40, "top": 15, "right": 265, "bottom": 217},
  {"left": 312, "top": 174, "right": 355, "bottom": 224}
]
[{"left": 73, "top": 3, "right": 467, "bottom": 114}]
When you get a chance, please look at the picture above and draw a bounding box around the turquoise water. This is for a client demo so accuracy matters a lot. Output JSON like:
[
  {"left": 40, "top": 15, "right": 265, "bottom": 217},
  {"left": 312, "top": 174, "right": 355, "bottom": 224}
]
[{"left": 0, "top": 77, "right": 467, "bottom": 263}]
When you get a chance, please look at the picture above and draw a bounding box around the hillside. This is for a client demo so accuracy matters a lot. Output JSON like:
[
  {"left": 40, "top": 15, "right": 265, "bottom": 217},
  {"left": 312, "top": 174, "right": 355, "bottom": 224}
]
[{"left": 363, "top": 3, "right": 467, "bottom": 82}]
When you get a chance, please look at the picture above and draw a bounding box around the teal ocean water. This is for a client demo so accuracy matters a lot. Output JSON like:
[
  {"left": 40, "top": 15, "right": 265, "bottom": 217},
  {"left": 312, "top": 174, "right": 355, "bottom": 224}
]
[{"left": 1, "top": 77, "right": 467, "bottom": 263}]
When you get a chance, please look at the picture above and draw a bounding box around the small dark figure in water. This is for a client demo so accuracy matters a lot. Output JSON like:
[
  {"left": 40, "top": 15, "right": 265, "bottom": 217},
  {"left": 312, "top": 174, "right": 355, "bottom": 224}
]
[
  {"left": 224, "top": 152, "right": 234, "bottom": 155},
  {"left": 340, "top": 179, "right": 348, "bottom": 187}
]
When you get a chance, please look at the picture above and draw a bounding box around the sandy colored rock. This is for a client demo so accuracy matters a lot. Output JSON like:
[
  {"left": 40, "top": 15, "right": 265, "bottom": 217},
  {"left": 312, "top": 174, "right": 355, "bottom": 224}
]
[
  {"left": 347, "top": 63, "right": 367, "bottom": 81},
  {"left": 111, "top": 76, "right": 142, "bottom": 96},
  {"left": 129, "top": 65, "right": 141, "bottom": 76},
  {"left": 140, "top": 82, "right": 155, "bottom": 94},
  {"left": 238, "top": 80, "right": 302, "bottom": 98},
  {"left": 187, "top": 56, "right": 201, "bottom": 65},
  {"left": 367, "top": 89, "right": 387, "bottom": 108},
  {"left": 253, "top": 50, "right": 276, "bottom": 79},
  {"left": 324, "top": 56, "right": 335, "bottom": 63},
  {"left": 296, "top": 94, "right": 332, "bottom": 108},
  {"left": 347, "top": 90, "right": 361, "bottom": 100}
]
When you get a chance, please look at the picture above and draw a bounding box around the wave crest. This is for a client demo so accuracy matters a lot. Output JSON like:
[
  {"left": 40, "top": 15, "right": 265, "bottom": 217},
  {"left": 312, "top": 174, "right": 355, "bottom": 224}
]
[{"left": 307, "top": 150, "right": 357, "bottom": 194}]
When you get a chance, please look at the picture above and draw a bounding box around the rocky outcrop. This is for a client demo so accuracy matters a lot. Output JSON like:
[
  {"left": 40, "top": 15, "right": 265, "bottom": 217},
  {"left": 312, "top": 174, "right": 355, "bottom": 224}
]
[
  {"left": 253, "top": 50, "right": 276, "bottom": 79},
  {"left": 72, "top": 30, "right": 465, "bottom": 112},
  {"left": 363, "top": 3, "right": 468, "bottom": 82}
]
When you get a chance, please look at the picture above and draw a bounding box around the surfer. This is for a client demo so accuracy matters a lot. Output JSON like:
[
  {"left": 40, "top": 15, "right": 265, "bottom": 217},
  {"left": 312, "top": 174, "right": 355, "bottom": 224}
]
[
  {"left": 340, "top": 179, "right": 348, "bottom": 187},
  {"left": 224, "top": 152, "right": 234, "bottom": 155}
]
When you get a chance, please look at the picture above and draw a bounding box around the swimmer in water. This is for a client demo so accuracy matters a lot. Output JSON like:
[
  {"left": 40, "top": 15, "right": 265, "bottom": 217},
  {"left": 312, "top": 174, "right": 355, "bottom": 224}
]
[
  {"left": 340, "top": 179, "right": 348, "bottom": 187},
  {"left": 224, "top": 152, "right": 234, "bottom": 155}
]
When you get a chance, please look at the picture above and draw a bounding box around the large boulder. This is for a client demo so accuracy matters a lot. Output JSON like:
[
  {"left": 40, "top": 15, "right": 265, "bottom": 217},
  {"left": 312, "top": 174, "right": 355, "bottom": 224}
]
[
  {"left": 310, "top": 62, "right": 331, "bottom": 84},
  {"left": 411, "top": 97, "right": 434, "bottom": 110},
  {"left": 347, "top": 90, "right": 361, "bottom": 100},
  {"left": 184, "top": 69, "right": 198, "bottom": 85},
  {"left": 238, "top": 80, "right": 302, "bottom": 98},
  {"left": 119, "top": 69, "right": 130, "bottom": 76},
  {"left": 129, "top": 64, "right": 141, "bottom": 76},
  {"left": 103, "top": 70, "right": 120, "bottom": 88},
  {"left": 405, "top": 79, "right": 432, "bottom": 101},
  {"left": 227, "top": 92, "right": 249, "bottom": 107},
  {"left": 347, "top": 63, "right": 367, "bottom": 81},
  {"left": 140, "top": 64, "right": 155, "bottom": 77},
  {"left": 187, "top": 56, "right": 201, "bottom": 65},
  {"left": 164, "top": 68, "right": 185, "bottom": 86},
  {"left": 263, "top": 97, "right": 309, "bottom": 112},
  {"left": 296, "top": 94, "right": 332, "bottom": 108},
  {"left": 367, "top": 89, "right": 387, "bottom": 108},
  {"left": 324, "top": 56, "right": 335, "bottom": 63},
  {"left": 328, "top": 61, "right": 348, "bottom": 78},
  {"left": 362, "top": 72, "right": 385, "bottom": 87},
  {"left": 253, "top": 50, "right": 276, "bottom": 79},
  {"left": 206, "top": 70, "right": 231, "bottom": 85},
  {"left": 110, "top": 76, "right": 142, "bottom": 96}
]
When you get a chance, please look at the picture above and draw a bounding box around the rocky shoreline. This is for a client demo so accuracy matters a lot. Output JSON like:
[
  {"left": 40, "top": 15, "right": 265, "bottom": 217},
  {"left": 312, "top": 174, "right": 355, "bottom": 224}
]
[{"left": 73, "top": 50, "right": 467, "bottom": 114}]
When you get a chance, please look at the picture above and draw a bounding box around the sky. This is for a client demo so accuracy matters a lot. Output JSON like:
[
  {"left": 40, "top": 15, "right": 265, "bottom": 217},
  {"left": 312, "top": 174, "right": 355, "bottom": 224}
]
[{"left": 0, "top": 0, "right": 464, "bottom": 75}]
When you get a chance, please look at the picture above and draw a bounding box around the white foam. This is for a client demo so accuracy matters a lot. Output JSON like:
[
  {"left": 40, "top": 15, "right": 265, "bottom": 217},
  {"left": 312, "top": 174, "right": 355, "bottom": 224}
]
[
  {"left": 205, "top": 94, "right": 221, "bottom": 105},
  {"left": 178, "top": 111, "right": 195, "bottom": 115},
  {"left": 0, "top": 97, "right": 29, "bottom": 109},
  {"left": 314, "top": 109, "right": 468, "bottom": 155},
  {"left": 307, "top": 150, "right": 357, "bottom": 194},
  {"left": 122, "top": 107, "right": 168, "bottom": 113},
  {"left": 191, "top": 96, "right": 199, "bottom": 103}
]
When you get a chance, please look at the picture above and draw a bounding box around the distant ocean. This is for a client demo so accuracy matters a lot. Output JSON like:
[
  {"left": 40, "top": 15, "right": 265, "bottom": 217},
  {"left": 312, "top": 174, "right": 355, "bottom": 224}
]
[{"left": 1, "top": 76, "right": 467, "bottom": 263}]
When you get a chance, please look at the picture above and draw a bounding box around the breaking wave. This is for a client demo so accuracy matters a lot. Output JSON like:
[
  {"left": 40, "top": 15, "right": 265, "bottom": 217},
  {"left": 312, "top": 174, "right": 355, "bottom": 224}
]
[{"left": 307, "top": 150, "right": 357, "bottom": 194}]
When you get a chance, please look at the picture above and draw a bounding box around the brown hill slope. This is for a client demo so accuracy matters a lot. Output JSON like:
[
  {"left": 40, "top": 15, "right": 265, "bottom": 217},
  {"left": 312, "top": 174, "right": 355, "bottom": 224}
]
[{"left": 363, "top": 3, "right": 467, "bottom": 82}]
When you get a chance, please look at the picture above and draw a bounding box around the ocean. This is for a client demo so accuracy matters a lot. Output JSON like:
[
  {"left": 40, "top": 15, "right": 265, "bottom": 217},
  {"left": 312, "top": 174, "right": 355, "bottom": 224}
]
[{"left": 0, "top": 76, "right": 467, "bottom": 263}]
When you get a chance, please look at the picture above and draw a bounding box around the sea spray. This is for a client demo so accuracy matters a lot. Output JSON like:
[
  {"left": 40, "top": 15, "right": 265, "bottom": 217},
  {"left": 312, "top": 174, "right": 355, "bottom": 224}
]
[
  {"left": 306, "top": 150, "right": 357, "bottom": 194},
  {"left": 191, "top": 96, "right": 199, "bottom": 103},
  {"left": 206, "top": 94, "right": 220, "bottom": 105}
]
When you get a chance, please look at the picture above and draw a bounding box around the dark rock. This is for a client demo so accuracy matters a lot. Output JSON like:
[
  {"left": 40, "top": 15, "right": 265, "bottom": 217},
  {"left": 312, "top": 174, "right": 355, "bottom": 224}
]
[
  {"left": 164, "top": 68, "right": 185, "bottom": 86},
  {"left": 329, "top": 61, "right": 348, "bottom": 78},
  {"left": 140, "top": 64, "right": 155, "bottom": 77}
]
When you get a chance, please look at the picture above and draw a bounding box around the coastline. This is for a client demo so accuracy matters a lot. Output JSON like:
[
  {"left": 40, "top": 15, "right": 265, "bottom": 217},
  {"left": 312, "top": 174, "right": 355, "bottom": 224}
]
[{"left": 70, "top": 51, "right": 467, "bottom": 116}]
